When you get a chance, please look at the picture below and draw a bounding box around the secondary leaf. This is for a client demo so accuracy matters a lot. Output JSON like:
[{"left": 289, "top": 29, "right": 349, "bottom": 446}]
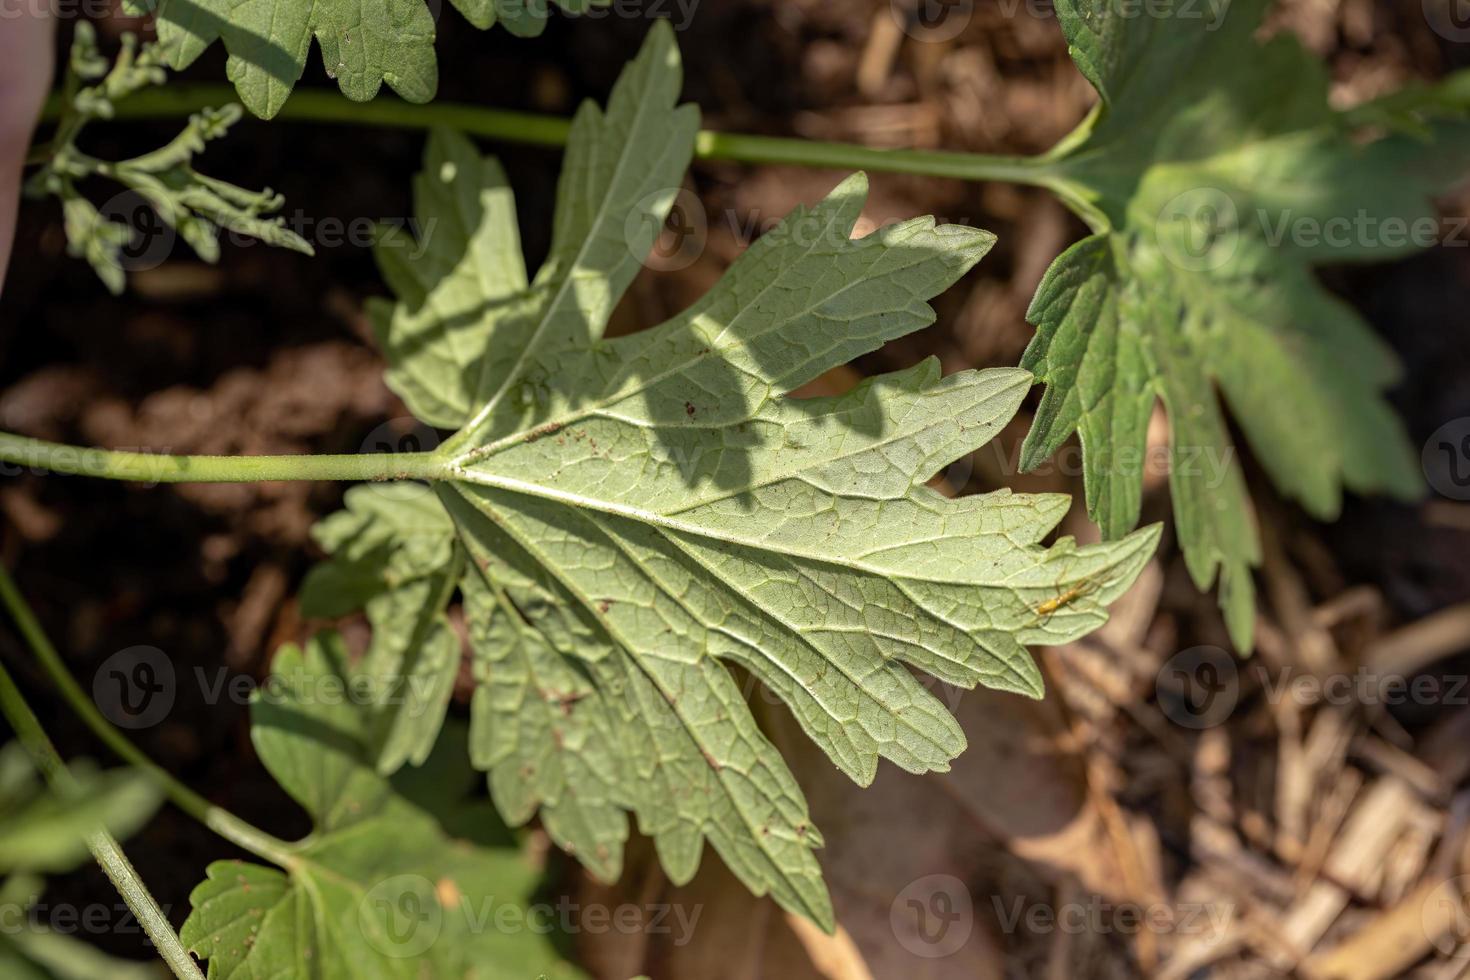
[
  {"left": 178, "top": 636, "right": 584, "bottom": 979},
  {"left": 132, "top": 0, "right": 611, "bottom": 118},
  {"left": 301, "top": 485, "right": 464, "bottom": 773},
  {"left": 1020, "top": 0, "right": 1470, "bottom": 648},
  {"left": 303, "top": 23, "right": 1160, "bottom": 930}
]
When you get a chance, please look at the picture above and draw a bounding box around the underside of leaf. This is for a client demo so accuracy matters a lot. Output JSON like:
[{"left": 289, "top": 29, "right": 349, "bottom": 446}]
[{"left": 293, "top": 23, "right": 1163, "bottom": 930}]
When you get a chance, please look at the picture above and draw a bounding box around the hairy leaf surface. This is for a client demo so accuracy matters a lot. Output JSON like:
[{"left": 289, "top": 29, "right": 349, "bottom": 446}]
[
  {"left": 1021, "top": 0, "right": 1470, "bottom": 647},
  {"left": 178, "top": 636, "right": 583, "bottom": 979},
  {"left": 298, "top": 23, "right": 1161, "bottom": 930}
]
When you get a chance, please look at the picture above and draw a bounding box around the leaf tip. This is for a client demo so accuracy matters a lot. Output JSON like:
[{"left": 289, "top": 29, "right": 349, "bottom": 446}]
[
  {"left": 1014, "top": 660, "right": 1046, "bottom": 700},
  {"left": 1133, "top": 520, "right": 1165, "bottom": 555},
  {"left": 1220, "top": 562, "right": 1257, "bottom": 654}
]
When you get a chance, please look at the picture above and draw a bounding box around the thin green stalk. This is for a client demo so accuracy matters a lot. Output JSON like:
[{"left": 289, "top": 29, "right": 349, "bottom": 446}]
[
  {"left": 87, "top": 837, "right": 204, "bottom": 980},
  {"left": 41, "top": 83, "right": 1065, "bottom": 188},
  {"left": 0, "top": 431, "right": 447, "bottom": 485},
  {"left": 693, "top": 130, "right": 1057, "bottom": 185},
  {"left": 0, "top": 564, "right": 296, "bottom": 867},
  {"left": 0, "top": 653, "right": 205, "bottom": 980}
]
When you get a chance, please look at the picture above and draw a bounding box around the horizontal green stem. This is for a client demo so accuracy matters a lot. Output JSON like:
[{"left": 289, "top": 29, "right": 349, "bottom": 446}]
[
  {"left": 43, "top": 84, "right": 1063, "bottom": 187},
  {"left": 696, "top": 130, "right": 1056, "bottom": 185},
  {"left": 0, "top": 431, "right": 447, "bottom": 484},
  {"left": 0, "top": 564, "right": 297, "bottom": 866},
  {"left": 0, "top": 636, "right": 205, "bottom": 980}
]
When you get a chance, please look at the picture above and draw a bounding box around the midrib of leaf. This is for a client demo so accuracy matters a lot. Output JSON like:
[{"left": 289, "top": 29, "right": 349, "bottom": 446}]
[
  {"left": 293, "top": 867, "right": 333, "bottom": 968},
  {"left": 448, "top": 491, "right": 828, "bottom": 921},
  {"left": 460, "top": 214, "right": 945, "bottom": 466},
  {"left": 467, "top": 563, "right": 599, "bottom": 738},
  {"left": 450, "top": 422, "right": 1056, "bottom": 697},
  {"left": 456, "top": 66, "right": 682, "bottom": 445},
  {"left": 267, "top": 2, "right": 292, "bottom": 89},
  {"left": 447, "top": 465, "right": 1019, "bottom": 586}
]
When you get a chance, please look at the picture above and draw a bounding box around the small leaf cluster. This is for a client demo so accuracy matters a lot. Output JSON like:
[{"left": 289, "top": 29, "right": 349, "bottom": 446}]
[{"left": 27, "top": 24, "right": 313, "bottom": 295}]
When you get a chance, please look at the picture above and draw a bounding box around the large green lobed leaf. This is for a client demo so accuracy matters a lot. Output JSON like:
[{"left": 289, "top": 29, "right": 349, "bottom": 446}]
[{"left": 297, "top": 22, "right": 1161, "bottom": 930}]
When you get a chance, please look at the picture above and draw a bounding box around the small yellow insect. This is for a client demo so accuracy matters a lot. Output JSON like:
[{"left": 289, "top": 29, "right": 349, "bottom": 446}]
[{"left": 1032, "top": 577, "right": 1102, "bottom": 619}]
